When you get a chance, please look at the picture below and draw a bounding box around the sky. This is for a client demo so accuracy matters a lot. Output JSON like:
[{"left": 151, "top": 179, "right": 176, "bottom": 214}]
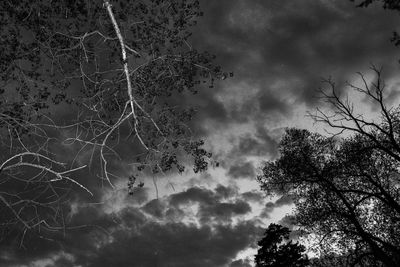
[{"left": 1, "top": 1, "right": 400, "bottom": 266}]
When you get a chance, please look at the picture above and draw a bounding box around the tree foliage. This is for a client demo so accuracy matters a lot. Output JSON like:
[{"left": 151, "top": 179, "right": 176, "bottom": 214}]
[
  {"left": 0, "top": 0, "right": 223, "bottom": 243},
  {"left": 255, "top": 223, "right": 309, "bottom": 267},
  {"left": 258, "top": 67, "right": 400, "bottom": 266}
]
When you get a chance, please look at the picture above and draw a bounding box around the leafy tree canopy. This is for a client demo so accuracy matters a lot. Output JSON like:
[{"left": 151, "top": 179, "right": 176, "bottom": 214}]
[
  {"left": 255, "top": 223, "right": 309, "bottom": 267},
  {"left": 258, "top": 68, "right": 400, "bottom": 266},
  {"left": 0, "top": 0, "right": 224, "bottom": 243}
]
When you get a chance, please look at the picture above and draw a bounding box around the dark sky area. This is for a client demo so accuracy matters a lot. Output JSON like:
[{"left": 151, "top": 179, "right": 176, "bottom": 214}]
[{"left": 1, "top": 1, "right": 400, "bottom": 266}]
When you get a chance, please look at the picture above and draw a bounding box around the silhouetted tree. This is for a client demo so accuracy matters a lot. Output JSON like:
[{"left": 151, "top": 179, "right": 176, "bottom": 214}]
[
  {"left": 0, "top": 0, "right": 223, "bottom": 245},
  {"left": 255, "top": 223, "right": 309, "bottom": 267},
  {"left": 258, "top": 67, "right": 400, "bottom": 266}
]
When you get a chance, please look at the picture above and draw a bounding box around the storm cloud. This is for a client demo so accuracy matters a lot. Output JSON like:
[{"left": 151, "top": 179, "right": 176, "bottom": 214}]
[{"left": 2, "top": 0, "right": 400, "bottom": 266}]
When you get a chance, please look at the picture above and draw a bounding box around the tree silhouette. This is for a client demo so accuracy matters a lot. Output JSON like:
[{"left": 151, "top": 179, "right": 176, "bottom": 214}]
[
  {"left": 255, "top": 223, "right": 309, "bottom": 267},
  {"left": 0, "top": 0, "right": 223, "bottom": 245},
  {"left": 258, "top": 67, "right": 400, "bottom": 266}
]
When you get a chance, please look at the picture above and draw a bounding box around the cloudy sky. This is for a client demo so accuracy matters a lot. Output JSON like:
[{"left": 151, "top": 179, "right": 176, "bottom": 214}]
[{"left": 2, "top": 1, "right": 400, "bottom": 266}]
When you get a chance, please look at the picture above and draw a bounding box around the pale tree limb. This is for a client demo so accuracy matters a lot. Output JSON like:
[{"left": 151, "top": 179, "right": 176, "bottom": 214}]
[{"left": 104, "top": 0, "right": 147, "bottom": 150}]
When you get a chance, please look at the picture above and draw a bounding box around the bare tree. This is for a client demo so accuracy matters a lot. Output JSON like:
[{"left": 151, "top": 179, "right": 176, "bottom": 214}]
[{"left": 312, "top": 65, "right": 400, "bottom": 163}]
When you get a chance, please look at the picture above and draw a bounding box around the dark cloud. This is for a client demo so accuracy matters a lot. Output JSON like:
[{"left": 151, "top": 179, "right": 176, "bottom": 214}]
[
  {"left": 0, "top": 204, "right": 116, "bottom": 266},
  {"left": 241, "top": 190, "right": 265, "bottom": 203},
  {"left": 260, "top": 194, "right": 294, "bottom": 218},
  {"left": 278, "top": 215, "right": 298, "bottom": 230},
  {"left": 165, "top": 207, "right": 186, "bottom": 221},
  {"left": 229, "top": 126, "right": 280, "bottom": 160},
  {"left": 275, "top": 195, "right": 294, "bottom": 207},
  {"left": 179, "top": 87, "right": 229, "bottom": 136},
  {"left": 168, "top": 186, "right": 252, "bottom": 223},
  {"left": 258, "top": 89, "right": 291, "bottom": 115},
  {"left": 191, "top": 0, "right": 400, "bottom": 131},
  {"left": 215, "top": 184, "right": 239, "bottom": 199},
  {"left": 81, "top": 219, "right": 261, "bottom": 267},
  {"left": 169, "top": 186, "right": 216, "bottom": 206},
  {"left": 200, "top": 200, "right": 252, "bottom": 223},
  {"left": 186, "top": 88, "right": 229, "bottom": 123},
  {"left": 260, "top": 202, "right": 276, "bottom": 219},
  {"left": 169, "top": 185, "right": 239, "bottom": 207},
  {"left": 238, "top": 136, "right": 264, "bottom": 156},
  {"left": 227, "top": 160, "right": 256, "bottom": 179},
  {"left": 290, "top": 229, "right": 308, "bottom": 241},
  {"left": 130, "top": 187, "right": 149, "bottom": 203},
  {"left": 142, "top": 199, "right": 165, "bottom": 218},
  {"left": 3, "top": 1, "right": 400, "bottom": 266},
  {"left": 0, "top": 188, "right": 262, "bottom": 266}
]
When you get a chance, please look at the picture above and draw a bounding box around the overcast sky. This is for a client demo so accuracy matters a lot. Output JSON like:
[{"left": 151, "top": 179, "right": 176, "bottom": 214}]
[{"left": 2, "top": 1, "right": 400, "bottom": 266}]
